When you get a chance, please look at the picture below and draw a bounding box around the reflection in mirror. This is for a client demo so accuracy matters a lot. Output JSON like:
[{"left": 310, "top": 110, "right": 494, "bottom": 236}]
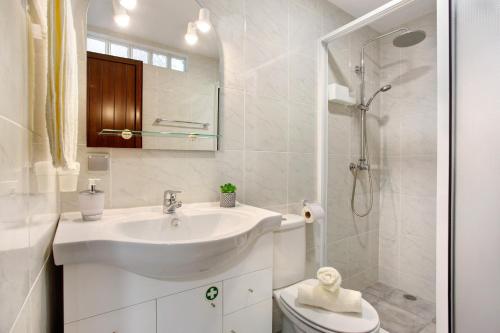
[{"left": 86, "top": 0, "right": 221, "bottom": 151}]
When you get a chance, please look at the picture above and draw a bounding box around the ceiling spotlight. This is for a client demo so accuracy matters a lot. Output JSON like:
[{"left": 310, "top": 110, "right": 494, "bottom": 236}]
[
  {"left": 113, "top": 0, "right": 130, "bottom": 27},
  {"left": 195, "top": 8, "right": 211, "bottom": 33},
  {"left": 185, "top": 22, "right": 199, "bottom": 45},
  {"left": 114, "top": 12, "right": 130, "bottom": 28},
  {"left": 119, "top": 0, "right": 137, "bottom": 10}
]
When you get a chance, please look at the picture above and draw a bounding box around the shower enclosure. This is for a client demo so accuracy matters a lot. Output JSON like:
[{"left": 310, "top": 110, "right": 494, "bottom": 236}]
[{"left": 317, "top": 1, "right": 440, "bottom": 332}]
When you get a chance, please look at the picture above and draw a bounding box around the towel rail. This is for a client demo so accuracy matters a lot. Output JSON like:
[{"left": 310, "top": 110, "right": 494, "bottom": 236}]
[{"left": 153, "top": 118, "right": 209, "bottom": 130}]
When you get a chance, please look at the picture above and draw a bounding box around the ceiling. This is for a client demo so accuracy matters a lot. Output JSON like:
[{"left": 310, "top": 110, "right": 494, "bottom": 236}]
[
  {"left": 328, "top": 0, "right": 436, "bottom": 32},
  {"left": 87, "top": 0, "right": 219, "bottom": 58}
]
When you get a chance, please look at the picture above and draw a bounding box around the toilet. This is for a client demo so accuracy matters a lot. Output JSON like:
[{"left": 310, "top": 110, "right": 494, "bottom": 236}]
[{"left": 273, "top": 214, "right": 381, "bottom": 333}]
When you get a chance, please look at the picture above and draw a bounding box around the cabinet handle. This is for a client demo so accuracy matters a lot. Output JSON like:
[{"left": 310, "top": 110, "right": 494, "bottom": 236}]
[
  {"left": 248, "top": 288, "right": 254, "bottom": 293},
  {"left": 210, "top": 302, "right": 216, "bottom": 308}
]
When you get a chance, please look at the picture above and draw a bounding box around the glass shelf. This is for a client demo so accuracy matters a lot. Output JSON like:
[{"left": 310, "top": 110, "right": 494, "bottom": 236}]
[{"left": 98, "top": 129, "right": 220, "bottom": 139}]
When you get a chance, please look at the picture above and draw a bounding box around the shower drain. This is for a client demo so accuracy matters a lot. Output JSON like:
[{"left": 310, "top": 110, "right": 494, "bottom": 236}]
[{"left": 403, "top": 294, "right": 417, "bottom": 301}]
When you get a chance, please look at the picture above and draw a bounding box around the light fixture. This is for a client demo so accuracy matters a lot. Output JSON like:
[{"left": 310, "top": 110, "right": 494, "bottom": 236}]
[
  {"left": 195, "top": 8, "right": 211, "bottom": 33},
  {"left": 119, "top": 0, "right": 137, "bottom": 10},
  {"left": 113, "top": 0, "right": 130, "bottom": 28},
  {"left": 185, "top": 22, "right": 199, "bottom": 45}
]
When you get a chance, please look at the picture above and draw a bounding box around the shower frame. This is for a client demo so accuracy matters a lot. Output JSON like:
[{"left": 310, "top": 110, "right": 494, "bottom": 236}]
[{"left": 315, "top": 0, "right": 451, "bottom": 332}]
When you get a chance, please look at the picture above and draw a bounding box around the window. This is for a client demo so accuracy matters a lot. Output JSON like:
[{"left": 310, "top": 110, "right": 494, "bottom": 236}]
[
  {"left": 87, "top": 37, "right": 106, "bottom": 54},
  {"left": 152, "top": 53, "right": 168, "bottom": 68},
  {"left": 110, "top": 43, "right": 129, "bottom": 58},
  {"left": 132, "top": 48, "right": 149, "bottom": 64},
  {"left": 87, "top": 34, "right": 187, "bottom": 71},
  {"left": 171, "top": 57, "right": 186, "bottom": 72}
]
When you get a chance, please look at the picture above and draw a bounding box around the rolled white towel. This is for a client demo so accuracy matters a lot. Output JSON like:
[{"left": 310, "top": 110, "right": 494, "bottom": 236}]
[
  {"left": 317, "top": 267, "right": 342, "bottom": 292},
  {"left": 297, "top": 281, "right": 362, "bottom": 313}
]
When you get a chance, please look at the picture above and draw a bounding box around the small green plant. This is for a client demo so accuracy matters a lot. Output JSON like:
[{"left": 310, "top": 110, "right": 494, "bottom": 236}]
[{"left": 220, "top": 183, "right": 237, "bottom": 193}]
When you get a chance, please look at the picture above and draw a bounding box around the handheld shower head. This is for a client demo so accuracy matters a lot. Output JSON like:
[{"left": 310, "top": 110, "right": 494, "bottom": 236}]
[
  {"left": 380, "top": 84, "right": 392, "bottom": 92},
  {"left": 363, "top": 84, "right": 392, "bottom": 109}
]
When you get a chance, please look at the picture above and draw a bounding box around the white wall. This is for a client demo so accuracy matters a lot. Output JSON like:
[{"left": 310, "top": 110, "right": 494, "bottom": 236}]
[
  {"left": 454, "top": 0, "right": 500, "bottom": 331},
  {"left": 0, "top": 1, "right": 60, "bottom": 332}
]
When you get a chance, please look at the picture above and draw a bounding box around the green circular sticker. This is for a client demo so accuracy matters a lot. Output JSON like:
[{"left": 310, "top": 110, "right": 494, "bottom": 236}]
[{"left": 205, "top": 286, "right": 219, "bottom": 301}]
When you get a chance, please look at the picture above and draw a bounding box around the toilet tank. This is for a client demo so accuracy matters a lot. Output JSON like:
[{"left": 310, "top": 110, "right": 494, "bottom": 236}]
[{"left": 273, "top": 214, "right": 306, "bottom": 289}]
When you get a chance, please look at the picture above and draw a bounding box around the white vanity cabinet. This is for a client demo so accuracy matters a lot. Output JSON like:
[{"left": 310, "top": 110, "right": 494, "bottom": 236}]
[
  {"left": 62, "top": 233, "right": 275, "bottom": 332},
  {"left": 157, "top": 283, "right": 223, "bottom": 333}
]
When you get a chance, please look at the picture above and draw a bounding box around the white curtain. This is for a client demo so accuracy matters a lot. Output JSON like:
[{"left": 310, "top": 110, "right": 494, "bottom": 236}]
[{"left": 46, "top": 0, "right": 78, "bottom": 169}]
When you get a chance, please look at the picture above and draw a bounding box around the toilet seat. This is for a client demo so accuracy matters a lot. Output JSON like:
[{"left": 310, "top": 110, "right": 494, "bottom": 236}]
[{"left": 274, "top": 280, "right": 380, "bottom": 333}]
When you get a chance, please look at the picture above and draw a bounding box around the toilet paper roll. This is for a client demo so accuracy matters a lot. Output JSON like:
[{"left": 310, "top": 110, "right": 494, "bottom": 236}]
[{"left": 302, "top": 202, "right": 325, "bottom": 224}]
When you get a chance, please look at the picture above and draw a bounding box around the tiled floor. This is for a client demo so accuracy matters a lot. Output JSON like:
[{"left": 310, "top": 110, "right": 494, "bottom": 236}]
[{"left": 362, "top": 283, "right": 436, "bottom": 333}]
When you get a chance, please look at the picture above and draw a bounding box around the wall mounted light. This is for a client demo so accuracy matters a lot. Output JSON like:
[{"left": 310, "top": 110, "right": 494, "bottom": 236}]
[
  {"left": 119, "top": 0, "right": 137, "bottom": 10},
  {"left": 195, "top": 8, "right": 211, "bottom": 33},
  {"left": 113, "top": 0, "right": 130, "bottom": 28},
  {"left": 185, "top": 22, "right": 199, "bottom": 45}
]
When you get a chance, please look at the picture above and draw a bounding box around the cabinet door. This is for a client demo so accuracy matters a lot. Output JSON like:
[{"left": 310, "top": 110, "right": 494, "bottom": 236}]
[
  {"left": 223, "top": 299, "right": 272, "bottom": 333},
  {"left": 157, "top": 283, "right": 222, "bottom": 333},
  {"left": 223, "top": 268, "right": 272, "bottom": 315},
  {"left": 64, "top": 300, "right": 155, "bottom": 333}
]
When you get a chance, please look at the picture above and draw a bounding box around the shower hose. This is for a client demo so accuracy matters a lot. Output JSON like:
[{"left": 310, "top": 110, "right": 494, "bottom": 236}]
[{"left": 350, "top": 133, "right": 374, "bottom": 217}]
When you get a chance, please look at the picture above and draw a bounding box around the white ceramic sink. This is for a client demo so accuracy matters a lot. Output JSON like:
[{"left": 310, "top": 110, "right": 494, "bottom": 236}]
[{"left": 53, "top": 203, "right": 281, "bottom": 279}]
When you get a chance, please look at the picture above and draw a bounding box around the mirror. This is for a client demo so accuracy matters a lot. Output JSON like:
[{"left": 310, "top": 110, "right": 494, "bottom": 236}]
[{"left": 86, "top": 0, "right": 221, "bottom": 151}]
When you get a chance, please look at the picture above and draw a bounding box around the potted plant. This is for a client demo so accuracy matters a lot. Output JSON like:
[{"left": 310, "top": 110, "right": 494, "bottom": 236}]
[{"left": 220, "top": 183, "right": 237, "bottom": 208}]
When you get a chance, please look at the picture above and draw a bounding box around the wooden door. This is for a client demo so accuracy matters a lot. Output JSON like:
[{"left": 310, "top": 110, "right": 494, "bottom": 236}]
[{"left": 87, "top": 52, "right": 142, "bottom": 148}]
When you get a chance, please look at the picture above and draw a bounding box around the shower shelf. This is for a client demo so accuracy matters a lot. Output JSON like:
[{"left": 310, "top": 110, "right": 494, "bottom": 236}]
[
  {"left": 328, "top": 83, "right": 356, "bottom": 106},
  {"left": 98, "top": 129, "right": 220, "bottom": 139}
]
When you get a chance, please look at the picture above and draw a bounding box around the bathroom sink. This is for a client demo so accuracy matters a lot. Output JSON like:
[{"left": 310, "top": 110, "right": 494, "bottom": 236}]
[
  {"left": 117, "top": 211, "right": 247, "bottom": 242},
  {"left": 53, "top": 203, "right": 281, "bottom": 279}
]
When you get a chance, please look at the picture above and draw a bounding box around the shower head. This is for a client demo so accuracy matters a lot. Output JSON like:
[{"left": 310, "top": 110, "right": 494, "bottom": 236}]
[
  {"left": 363, "top": 85, "right": 392, "bottom": 109},
  {"left": 393, "top": 30, "right": 426, "bottom": 47}
]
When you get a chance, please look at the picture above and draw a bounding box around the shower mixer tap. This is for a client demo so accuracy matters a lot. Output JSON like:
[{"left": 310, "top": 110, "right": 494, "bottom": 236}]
[{"left": 349, "top": 160, "right": 369, "bottom": 175}]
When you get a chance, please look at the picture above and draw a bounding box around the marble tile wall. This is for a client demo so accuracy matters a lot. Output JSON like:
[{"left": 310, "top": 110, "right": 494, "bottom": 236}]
[
  {"left": 326, "top": 25, "right": 382, "bottom": 291},
  {"left": 378, "top": 12, "right": 437, "bottom": 302},
  {"left": 1, "top": 0, "right": 60, "bottom": 332}
]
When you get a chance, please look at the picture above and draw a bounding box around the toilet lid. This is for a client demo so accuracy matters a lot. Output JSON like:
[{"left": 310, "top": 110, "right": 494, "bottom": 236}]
[{"left": 279, "top": 280, "right": 379, "bottom": 333}]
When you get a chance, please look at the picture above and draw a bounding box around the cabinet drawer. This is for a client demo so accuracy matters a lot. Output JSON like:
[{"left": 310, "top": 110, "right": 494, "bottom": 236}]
[
  {"left": 157, "top": 282, "right": 222, "bottom": 333},
  {"left": 223, "top": 299, "right": 272, "bottom": 333},
  {"left": 64, "top": 300, "right": 156, "bottom": 333},
  {"left": 223, "top": 268, "right": 272, "bottom": 315}
]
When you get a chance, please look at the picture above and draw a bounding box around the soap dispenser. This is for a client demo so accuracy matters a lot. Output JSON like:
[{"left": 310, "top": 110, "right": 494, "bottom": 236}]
[{"left": 79, "top": 178, "right": 104, "bottom": 221}]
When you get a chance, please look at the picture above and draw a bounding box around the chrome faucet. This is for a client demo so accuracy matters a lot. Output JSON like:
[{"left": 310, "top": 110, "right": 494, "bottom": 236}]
[{"left": 163, "top": 190, "right": 182, "bottom": 214}]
